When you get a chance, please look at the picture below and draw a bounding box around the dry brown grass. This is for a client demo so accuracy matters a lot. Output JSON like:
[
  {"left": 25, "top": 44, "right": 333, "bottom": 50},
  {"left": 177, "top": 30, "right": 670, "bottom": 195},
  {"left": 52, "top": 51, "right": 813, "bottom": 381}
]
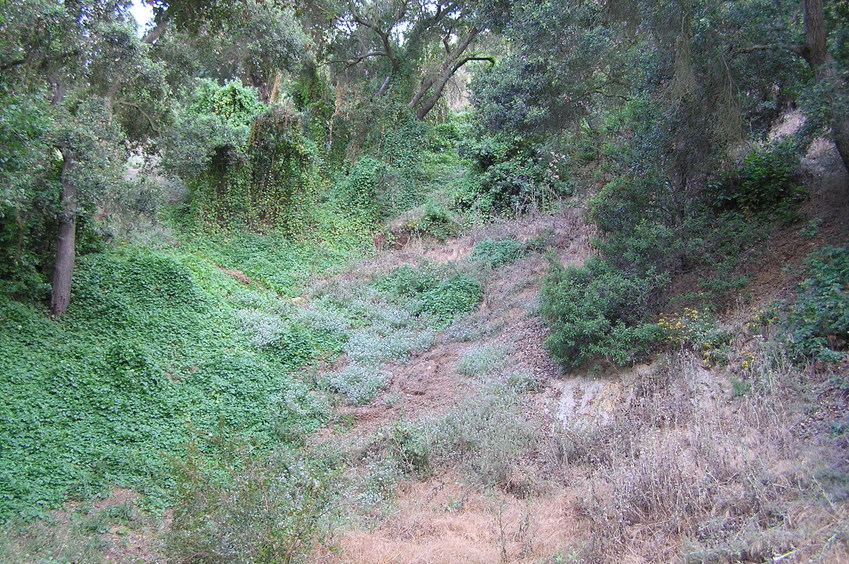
[
  {"left": 312, "top": 476, "right": 584, "bottom": 564},
  {"left": 549, "top": 352, "right": 849, "bottom": 563}
]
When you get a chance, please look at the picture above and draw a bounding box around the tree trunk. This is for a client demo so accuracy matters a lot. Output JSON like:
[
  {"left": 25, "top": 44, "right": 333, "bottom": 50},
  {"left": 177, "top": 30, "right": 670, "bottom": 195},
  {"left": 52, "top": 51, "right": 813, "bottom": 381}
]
[
  {"left": 408, "top": 27, "right": 484, "bottom": 120},
  {"left": 50, "top": 148, "right": 77, "bottom": 318},
  {"left": 803, "top": 0, "right": 831, "bottom": 76},
  {"left": 833, "top": 117, "right": 849, "bottom": 173},
  {"left": 801, "top": 0, "right": 849, "bottom": 174}
]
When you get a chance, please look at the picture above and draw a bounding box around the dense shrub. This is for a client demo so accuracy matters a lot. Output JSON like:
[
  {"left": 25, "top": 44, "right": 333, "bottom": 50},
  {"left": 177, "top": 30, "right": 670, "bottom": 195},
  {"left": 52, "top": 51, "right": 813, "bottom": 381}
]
[
  {"left": 540, "top": 257, "right": 667, "bottom": 369},
  {"left": 458, "top": 133, "right": 570, "bottom": 214},
  {"left": 414, "top": 201, "right": 460, "bottom": 241},
  {"left": 471, "top": 239, "right": 525, "bottom": 267},
  {"left": 417, "top": 274, "right": 483, "bottom": 327},
  {"left": 783, "top": 245, "right": 849, "bottom": 362},
  {"left": 706, "top": 143, "right": 805, "bottom": 220}
]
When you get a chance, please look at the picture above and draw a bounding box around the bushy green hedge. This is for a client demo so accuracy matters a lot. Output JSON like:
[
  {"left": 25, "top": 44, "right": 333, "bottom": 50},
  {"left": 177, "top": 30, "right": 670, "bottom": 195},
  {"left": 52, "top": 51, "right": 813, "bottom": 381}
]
[{"left": 540, "top": 257, "right": 666, "bottom": 369}]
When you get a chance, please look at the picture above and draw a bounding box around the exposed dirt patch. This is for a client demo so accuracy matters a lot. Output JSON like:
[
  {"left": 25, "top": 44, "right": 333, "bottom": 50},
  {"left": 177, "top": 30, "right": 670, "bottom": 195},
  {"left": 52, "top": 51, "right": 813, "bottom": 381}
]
[
  {"left": 323, "top": 343, "right": 468, "bottom": 437},
  {"left": 309, "top": 207, "right": 597, "bottom": 560},
  {"left": 745, "top": 138, "right": 849, "bottom": 307},
  {"left": 217, "top": 266, "right": 257, "bottom": 285}
]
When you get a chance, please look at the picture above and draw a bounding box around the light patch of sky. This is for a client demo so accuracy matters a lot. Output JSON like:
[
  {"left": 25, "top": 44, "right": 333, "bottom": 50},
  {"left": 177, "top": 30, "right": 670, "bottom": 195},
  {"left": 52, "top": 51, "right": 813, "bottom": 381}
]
[{"left": 130, "top": 0, "right": 154, "bottom": 35}]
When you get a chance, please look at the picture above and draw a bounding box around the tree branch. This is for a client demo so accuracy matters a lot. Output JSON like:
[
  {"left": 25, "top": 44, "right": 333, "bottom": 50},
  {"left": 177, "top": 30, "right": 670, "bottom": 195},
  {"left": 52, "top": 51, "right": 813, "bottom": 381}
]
[
  {"left": 330, "top": 51, "right": 391, "bottom": 66},
  {"left": 733, "top": 43, "right": 806, "bottom": 58},
  {"left": 114, "top": 100, "right": 161, "bottom": 135},
  {"left": 142, "top": 19, "right": 169, "bottom": 45}
]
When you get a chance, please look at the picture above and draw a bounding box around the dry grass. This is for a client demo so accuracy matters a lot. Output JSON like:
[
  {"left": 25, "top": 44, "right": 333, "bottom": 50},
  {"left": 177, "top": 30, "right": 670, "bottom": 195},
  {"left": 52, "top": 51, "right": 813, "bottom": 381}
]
[{"left": 547, "top": 352, "right": 849, "bottom": 563}]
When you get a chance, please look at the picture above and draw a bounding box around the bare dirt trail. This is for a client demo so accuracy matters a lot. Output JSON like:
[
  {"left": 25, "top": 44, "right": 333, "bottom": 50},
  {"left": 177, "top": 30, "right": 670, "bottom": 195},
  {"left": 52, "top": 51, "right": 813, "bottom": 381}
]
[
  {"left": 309, "top": 207, "right": 601, "bottom": 563},
  {"left": 315, "top": 208, "right": 593, "bottom": 439}
]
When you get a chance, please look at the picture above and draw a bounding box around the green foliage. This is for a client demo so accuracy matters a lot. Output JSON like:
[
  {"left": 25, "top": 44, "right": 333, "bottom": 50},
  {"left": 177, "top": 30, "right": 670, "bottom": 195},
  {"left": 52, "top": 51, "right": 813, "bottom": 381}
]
[
  {"left": 336, "top": 157, "right": 384, "bottom": 224},
  {"left": 0, "top": 244, "right": 339, "bottom": 521},
  {"left": 183, "top": 108, "right": 319, "bottom": 233},
  {"left": 417, "top": 274, "right": 483, "bottom": 327},
  {"left": 471, "top": 239, "right": 525, "bottom": 267},
  {"left": 163, "top": 79, "right": 266, "bottom": 181},
  {"left": 706, "top": 143, "right": 805, "bottom": 221},
  {"left": 378, "top": 118, "right": 428, "bottom": 214},
  {"left": 166, "top": 437, "right": 331, "bottom": 563},
  {"left": 540, "top": 257, "right": 667, "bottom": 369},
  {"left": 415, "top": 200, "right": 460, "bottom": 241},
  {"left": 187, "top": 79, "right": 267, "bottom": 127},
  {"left": 373, "top": 265, "right": 440, "bottom": 298},
  {"left": 183, "top": 230, "right": 357, "bottom": 296},
  {"left": 0, "top": 87, "right": 126, "bottom": 301},
  {"left": 390, "top": 418, "right": 432, "bottom": 478},
  {"left": 458, "top": 133, "right": 570, "bottom": 214},
  {"left": 783, "top": 246, "right": 849, "bottom": 363}
]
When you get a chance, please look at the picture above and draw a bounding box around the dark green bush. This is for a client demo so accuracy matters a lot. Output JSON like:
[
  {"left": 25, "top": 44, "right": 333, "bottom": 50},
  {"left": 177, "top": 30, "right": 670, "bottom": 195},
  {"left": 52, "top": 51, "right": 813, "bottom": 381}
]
[
  {"left": 540, "top": 256, "right": 667, "bottom": 369},
  {"left": 458, "top": 134, "right": 570, "bottom": 214},
  {"left": 706, "top": 144, "right": 805, "bottom": 220},
  {"left": 471, "top": 239, "right": 525, "bottom": 267},
  {"left": 783, "top": 245, "right": 849, "bottom": 363}
]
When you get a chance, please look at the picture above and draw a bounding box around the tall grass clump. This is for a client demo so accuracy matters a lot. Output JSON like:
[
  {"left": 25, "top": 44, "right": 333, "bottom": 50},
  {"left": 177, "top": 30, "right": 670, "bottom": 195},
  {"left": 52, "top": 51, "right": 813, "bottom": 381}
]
[
  {"left": 556, "top": 352, "right": 843, "bottom": 562},
  {"left": 429, "top": 382, "right": 537, "bottom": 495}
]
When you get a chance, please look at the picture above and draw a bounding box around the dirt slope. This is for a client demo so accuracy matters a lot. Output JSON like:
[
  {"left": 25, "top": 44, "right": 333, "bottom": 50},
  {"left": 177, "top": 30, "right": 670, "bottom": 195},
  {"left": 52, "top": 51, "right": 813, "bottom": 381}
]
[{"left": 311, "top": 141, "right": 849, "bottom": 563}]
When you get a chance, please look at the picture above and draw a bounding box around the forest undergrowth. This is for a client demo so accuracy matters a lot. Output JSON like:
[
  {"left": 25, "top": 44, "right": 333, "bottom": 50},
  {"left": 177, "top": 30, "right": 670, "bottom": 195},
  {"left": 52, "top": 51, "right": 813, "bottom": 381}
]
[{"left": 2, "top": 93, "right": 849, "bottom": 564}]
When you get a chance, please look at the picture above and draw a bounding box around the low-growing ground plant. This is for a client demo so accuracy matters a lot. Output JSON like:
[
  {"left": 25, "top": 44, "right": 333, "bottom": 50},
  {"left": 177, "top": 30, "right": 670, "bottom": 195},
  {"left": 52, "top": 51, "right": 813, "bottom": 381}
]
[
  {"left": 782, "top": 245, "right": 849, "bottom": 363},
  {"left": 417, "top": 274, "right": 483, "bottom": 327},
  {"left": 471, "top": 238, "right": 526, "bottom": 267},
  {"left": 656, "top": 307, "right": 732, "bottom": 367},
  {"left": 0, "top": 497, "right": 154, "bottom": 563},
  {"left": 323, "top": 364, "right": 389, "bottom": 405},
  {"left": 456, "top": 343, "right": 511, "bottom": 378}
]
